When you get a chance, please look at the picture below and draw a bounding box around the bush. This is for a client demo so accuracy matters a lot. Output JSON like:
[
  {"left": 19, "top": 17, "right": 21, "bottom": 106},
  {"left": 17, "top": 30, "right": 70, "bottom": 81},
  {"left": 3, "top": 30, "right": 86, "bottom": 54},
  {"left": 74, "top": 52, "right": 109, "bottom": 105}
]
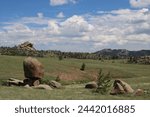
[
  {"left": 58, "top": 55, "right": 63, "bottom": 61},
  {"left": 80, "top": 63, "right": 86, "bottom": 71},
  {"left": 0, "top": 80, "right": 8, "bottom": 86},
  {"left": 95, "top": 69, "right": 112, "bottom": 94},
  {"left": 40, "top": 76, "right": 56, "bottom": 85},
  {"left": 55, "top": 75, "right": 61, "bottom": 82}
]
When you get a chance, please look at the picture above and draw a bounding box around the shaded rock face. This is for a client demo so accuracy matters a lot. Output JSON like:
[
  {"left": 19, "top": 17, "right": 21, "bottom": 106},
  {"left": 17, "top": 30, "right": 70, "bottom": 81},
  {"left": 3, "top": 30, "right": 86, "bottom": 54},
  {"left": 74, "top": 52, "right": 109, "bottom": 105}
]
[
  {"left": 110, "top": 79, "right": 134, "bottom": 95},
  {"left": 23, "top": 78, "right": 40, "bottom": 86},
  {"left": 18, "top": 41, "right": 36, "bottom": 51},
  {"left": 85, "top": 81, "right": 98, "bottom": 89},
  {"left": 23, "top": 57, "right": 44, "bottom": 79},
  {"left": 7, "top": 78, "right": 24, "bottom": 86}
]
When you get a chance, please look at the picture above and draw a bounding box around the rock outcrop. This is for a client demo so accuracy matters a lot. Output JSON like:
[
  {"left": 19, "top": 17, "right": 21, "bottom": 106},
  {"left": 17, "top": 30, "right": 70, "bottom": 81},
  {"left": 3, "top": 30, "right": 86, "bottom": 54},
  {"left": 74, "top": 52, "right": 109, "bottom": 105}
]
[{"left": 18, "top": 41, "right": 36, "bottom": 51}]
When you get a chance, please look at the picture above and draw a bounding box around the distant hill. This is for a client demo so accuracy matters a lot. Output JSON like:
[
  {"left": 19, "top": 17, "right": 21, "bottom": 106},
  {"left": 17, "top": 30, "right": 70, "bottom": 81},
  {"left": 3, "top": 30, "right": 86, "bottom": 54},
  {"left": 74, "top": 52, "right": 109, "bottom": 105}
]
[
  {"left": 0, "top": 42, "right": 150, "bottom": 59},
  {"left": 128, "top": 50, "right": 150, "bottom": 57},
  {"left": 94, "top": 49, "right": 150, "bottom": 59}
]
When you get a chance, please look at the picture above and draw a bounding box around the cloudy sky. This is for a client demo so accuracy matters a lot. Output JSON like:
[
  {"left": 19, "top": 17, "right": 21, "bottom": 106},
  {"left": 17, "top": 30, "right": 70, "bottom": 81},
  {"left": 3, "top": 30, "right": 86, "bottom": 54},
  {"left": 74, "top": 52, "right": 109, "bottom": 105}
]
[{"left": 0, "top": 0, "right": 150, "bottom": 52}]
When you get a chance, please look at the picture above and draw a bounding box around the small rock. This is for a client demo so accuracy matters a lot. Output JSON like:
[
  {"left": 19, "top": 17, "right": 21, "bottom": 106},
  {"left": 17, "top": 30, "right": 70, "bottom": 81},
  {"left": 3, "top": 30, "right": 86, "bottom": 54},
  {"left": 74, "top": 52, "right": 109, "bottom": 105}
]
[
  {"left": 33, "top": 84, "right": 53, "bottom": 90},
  {"left": 49, "top": 80, "right": 62, "bottom": 89},
  {"left": 85, "top": 81, "right": 98, "bottom": 89},
  {"left": 7, "top": 78, "right": 24, "bottom": 86},
  {"left": 24, "top": 84, "right": 32, "bottom": 89},
  {"left": 134, "top": 89, "right": 144, "bottom": 96}
]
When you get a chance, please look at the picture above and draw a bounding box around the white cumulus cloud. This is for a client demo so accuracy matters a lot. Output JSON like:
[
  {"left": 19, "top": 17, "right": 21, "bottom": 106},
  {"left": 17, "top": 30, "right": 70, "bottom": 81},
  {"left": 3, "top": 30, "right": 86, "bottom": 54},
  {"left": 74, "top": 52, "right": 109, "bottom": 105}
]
[
  {"left": 50, "top": 0, "right": 77, "bottom": 6},
  {"left": 130, "top": 0, "right": 150, "bottom": 8},
  {"left": 1, "top": 8, "right": 150, "bottom": 52},
  {"left": 37, "top": 12, "right": 44, "bottom": 18},
  {"left": 60, "top": 15, "right": 94, "bottom": 36},
  {"left": 57, "top": 12, "right": 65, "bottom": 18}
]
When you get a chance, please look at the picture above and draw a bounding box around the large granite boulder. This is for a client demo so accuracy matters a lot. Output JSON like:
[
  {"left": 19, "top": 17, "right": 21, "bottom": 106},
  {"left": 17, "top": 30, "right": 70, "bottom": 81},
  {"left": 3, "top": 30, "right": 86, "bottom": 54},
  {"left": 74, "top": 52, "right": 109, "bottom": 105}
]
[
  {"left": 23, "top": 57, "right": 44, "bottom": 79},
  {"left": 110, "top": 79, "right": 134, "bottom": 95}
]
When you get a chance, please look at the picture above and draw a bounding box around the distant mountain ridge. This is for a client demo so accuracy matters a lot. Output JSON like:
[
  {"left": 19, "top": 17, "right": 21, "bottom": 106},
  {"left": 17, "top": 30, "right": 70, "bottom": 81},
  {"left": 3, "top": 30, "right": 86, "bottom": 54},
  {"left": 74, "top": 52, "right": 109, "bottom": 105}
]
[{"left": 94, "top": 49, "right": 150, "bottom": 58}]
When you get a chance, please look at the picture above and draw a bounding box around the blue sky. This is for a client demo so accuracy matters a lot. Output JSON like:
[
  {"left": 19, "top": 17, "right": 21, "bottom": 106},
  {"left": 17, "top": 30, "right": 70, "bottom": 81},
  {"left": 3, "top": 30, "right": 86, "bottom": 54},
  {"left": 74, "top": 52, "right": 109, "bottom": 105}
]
[
  {"left": 0, "top": 0, "right": 150, "bottom": 52},
  {"left": 0, "top": 0, "right": 130, "bottom": 20}
]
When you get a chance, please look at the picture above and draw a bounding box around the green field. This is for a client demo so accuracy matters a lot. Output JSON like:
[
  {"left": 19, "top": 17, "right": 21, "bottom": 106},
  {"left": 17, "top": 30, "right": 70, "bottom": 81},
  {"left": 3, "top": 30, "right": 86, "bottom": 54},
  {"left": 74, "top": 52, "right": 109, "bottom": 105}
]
[{"left": 0, "top": 55, "right": 150, "bottom": 99}]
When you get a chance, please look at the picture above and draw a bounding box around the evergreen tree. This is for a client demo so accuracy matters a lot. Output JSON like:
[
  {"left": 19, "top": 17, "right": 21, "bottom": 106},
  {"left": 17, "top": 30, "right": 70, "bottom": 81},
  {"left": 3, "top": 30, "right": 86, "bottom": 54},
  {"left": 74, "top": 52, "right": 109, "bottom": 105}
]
[
  {"left": 80, "top": 63, "right": 86, "bottom": 71},
  {"left": 95, "top": 69, "right": 112, "bottom": 94}
]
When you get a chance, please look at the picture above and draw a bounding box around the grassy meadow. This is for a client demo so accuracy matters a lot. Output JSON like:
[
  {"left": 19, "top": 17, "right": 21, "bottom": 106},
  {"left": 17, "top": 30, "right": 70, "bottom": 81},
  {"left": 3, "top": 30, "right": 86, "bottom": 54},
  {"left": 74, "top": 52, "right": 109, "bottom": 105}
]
[{"left": 0, "top": 55, "right": 150, "bottom": 100}]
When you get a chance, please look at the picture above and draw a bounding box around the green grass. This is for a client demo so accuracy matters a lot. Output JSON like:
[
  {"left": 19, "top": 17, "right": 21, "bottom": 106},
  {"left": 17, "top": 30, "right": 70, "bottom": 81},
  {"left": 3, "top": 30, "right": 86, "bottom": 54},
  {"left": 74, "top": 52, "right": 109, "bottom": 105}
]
[
  {"left": 0, "top": 55, "right": 150, "bottom": 100},
  {"left": 0, "top": 84, "right": 149, "bottom": 100}
]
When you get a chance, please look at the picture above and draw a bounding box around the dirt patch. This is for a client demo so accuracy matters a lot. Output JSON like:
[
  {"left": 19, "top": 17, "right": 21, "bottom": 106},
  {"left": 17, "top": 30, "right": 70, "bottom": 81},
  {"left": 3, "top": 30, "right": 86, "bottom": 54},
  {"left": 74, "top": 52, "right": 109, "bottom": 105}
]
[
  {"left": 45, "top": 68, "right": 98, "bottom": 82},
  {"left": 59, "top": 71, "right": 82, "bottom": 81}
]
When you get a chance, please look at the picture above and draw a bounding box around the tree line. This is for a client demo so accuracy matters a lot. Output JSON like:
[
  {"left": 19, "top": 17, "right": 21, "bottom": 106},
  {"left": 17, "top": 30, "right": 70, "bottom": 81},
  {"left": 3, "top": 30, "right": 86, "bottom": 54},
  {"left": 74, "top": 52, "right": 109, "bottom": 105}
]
[{"left": 0, "top": 46, "right": 150, "bottom": 65}]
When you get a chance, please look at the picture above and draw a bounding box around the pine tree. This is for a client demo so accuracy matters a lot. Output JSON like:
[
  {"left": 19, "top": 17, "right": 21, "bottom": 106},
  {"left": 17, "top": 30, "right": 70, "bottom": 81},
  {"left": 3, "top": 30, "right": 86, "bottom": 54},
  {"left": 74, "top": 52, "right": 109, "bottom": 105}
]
[
  {"left": 95, "top": 69, "right": 112, "bottom": 94},
  {"left": 80, "top": 63, "right": 86, "bottom": 71}
]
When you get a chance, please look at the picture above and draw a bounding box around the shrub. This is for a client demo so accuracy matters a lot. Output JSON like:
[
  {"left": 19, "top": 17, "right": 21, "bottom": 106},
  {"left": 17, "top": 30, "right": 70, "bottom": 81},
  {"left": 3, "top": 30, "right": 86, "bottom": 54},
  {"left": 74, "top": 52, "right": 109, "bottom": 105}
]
[
  {"left": 58, "top": 55, "right": 63, "bottom": 61},
  {"left": 95, "top": 69, "right": 112, "bottom": 94},
  {"left": 40, "top": 76, "right": 56, "bottom": 85},
  {"left": 0, "top": 80, "right": 8, "bottom": 86},
  {"left": 55, "top": 75, "right": 61, "bottom": 82},
  {"left": 80, "top": 63, "right": 86, "bottom": 71}
]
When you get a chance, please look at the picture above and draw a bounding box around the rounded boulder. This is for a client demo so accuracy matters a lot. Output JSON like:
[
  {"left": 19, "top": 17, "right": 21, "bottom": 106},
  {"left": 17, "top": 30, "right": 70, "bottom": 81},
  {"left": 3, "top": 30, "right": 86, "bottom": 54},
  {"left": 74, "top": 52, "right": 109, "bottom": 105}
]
[
  {"left": 85, "top": 81, "right": 98, "bottom": 89},
  {"left": 23, "top": 57, "right": 44, "bottom": 79}
]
